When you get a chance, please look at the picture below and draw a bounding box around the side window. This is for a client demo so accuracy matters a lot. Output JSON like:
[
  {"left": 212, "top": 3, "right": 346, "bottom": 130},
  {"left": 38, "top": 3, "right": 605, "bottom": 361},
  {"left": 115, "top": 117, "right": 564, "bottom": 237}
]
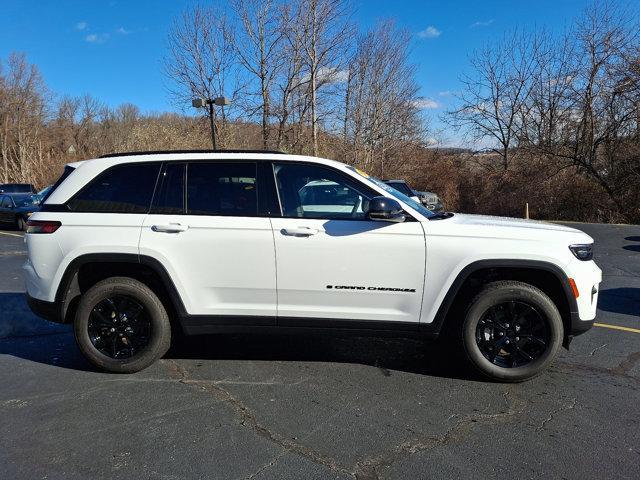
[
  {"left": 152, "top": 163, "right": 185, "bottom": 214},
  {"left": 186, "top": 162, "right": 257, "bottom": 216},
  {"left": 273, "top": 163, "right": 375, "bottom": 220},
  {"left": 0, "top": 196, "right": 10, "bottom": 208},
  {"left": 68, "top": 163, "right": 161, "bottom": 213}
]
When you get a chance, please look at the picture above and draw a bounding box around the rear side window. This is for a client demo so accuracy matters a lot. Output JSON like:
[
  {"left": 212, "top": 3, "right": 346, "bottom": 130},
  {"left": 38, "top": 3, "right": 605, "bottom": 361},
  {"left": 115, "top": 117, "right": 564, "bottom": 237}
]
[
  {"left": 186, "top": 162, "right": 257, "bottom": 216},
  {"left": 68, "top": 163, "right": 161, "bottom": 213},
  {"left": 41, "top": 166, "right": 75, "bottom": 203}
]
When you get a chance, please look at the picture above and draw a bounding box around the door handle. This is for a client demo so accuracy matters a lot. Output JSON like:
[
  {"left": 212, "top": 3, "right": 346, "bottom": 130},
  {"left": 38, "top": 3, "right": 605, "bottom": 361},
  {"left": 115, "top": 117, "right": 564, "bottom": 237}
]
[
  {"left": 281, "top": 226, "right": 319, "bottom": 237},
  {"left": 151, "top": 223, "right": 189, "bottom": 233}
]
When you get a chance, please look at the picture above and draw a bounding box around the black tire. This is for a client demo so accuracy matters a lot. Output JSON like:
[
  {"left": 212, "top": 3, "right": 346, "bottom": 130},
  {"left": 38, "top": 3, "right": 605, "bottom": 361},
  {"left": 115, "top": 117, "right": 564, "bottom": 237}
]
[
  {"left": 16, "top": 216, "right": 26, "bottom": 231},
  {"left": 74, "top": 277, "right": 171, "bottom": 373},
  {"left": 461, "top": 280, "right": 563, "bottom": 383}
]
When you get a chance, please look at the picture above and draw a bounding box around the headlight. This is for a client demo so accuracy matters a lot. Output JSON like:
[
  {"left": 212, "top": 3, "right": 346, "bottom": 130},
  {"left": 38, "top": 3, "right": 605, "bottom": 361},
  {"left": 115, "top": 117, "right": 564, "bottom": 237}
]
[{"left": 569, "top": 244, "right": 593, "bottom": 261}]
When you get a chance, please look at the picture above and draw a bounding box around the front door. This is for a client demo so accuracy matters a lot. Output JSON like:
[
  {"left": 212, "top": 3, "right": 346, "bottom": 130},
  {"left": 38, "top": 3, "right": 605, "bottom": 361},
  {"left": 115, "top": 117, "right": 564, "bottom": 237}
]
[
  {"left": 0, "top": 196, "right": 11, "bottom": 224},
  {"left": 139, "top": 161, "right": 277, "bottom": 320},
  {"left": 270, "top": 162, "right": 426, "bottom": 325}
]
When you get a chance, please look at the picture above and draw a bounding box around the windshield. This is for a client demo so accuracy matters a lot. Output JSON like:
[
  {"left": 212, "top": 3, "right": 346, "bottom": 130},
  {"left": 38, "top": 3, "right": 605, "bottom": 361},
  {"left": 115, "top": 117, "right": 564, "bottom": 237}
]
[
  {"left": 0, "top": 184, "right": 33, "bottom": 194},
  {"left": 13, "top": 195, "right": 40, "bottom": 208},
  {"left": 347, "top": 167, "right": 436, "bottom": 219}
]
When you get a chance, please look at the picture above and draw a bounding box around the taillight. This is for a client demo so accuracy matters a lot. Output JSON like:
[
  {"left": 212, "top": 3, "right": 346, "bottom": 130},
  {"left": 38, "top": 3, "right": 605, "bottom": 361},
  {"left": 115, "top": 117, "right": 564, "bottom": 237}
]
[{"left": 26, "top": 220, "right": 61, "bottom": 234}]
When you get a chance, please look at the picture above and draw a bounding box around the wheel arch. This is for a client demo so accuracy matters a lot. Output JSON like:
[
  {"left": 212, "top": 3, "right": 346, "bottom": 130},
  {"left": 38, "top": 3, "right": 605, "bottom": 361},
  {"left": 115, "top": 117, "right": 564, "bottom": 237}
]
[
  {"left": 428, "top": 259, "right": 579, "bottom": 343},
  {"left": 54, "top": 253, "right": 187, "bottom": 325}
]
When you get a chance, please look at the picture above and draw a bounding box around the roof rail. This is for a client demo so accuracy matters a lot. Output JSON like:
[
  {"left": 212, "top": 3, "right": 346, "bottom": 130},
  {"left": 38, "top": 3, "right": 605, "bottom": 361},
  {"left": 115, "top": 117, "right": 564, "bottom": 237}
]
[{"left": 98, "top": 149, "right": 288, "bottom": 159}]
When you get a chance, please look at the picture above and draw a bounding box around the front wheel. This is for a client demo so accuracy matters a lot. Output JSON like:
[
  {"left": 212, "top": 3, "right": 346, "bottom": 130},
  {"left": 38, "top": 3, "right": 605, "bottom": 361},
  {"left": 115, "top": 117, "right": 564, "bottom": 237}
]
[
  {"left": 461, "top": 281, "right": 563, "bottom": 382},
  {"left": 16, "top": 216, "right": 26, "bottom": 231},
  {"left": 74, "top": 277, "right": 171, "bottom": 373}
]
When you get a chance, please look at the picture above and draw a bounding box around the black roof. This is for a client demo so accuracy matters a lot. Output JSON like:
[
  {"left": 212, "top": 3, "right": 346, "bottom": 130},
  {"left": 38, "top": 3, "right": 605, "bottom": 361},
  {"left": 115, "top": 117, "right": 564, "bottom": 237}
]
[{"left": 99, "top": 149, "right": 288, "bottom": 159}]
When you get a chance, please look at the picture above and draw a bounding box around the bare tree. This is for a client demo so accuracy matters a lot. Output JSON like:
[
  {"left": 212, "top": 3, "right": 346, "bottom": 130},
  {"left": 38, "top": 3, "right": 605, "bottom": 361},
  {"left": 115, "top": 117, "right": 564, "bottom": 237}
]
[
  {"left": 231, "top": 0, "right": 285, "bottom": 148},
  {"left": 342, "top": 21, "right": 424, "bottom": 175},
  {"left": 290, "top": 0, "right": 353, "bottom": 155},
  {"left": 527, "top": 3, "right": 640, "bottom": 220},
  {"left": 271, "top": 2, "right": 305, "bottom": 150},
  {"left": 447, "top": 31, "right": 540, "bottom": 170},
  {"left": 0, "top": 53, "right": 48, "bottom": 183},
  {"left": 164, "top": 5, "right": 241, "bottom": 147}
]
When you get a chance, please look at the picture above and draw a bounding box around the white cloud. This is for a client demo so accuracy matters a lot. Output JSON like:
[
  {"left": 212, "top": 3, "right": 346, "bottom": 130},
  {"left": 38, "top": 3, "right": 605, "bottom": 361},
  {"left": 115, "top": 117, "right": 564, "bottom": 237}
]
[
  {"left": 413, "top": 98, "right": 440, "bottom": 109},
  {"left": 85, "top": 33, "right": 110, "bottom": 44},
  {"left": 75, "top": 21, "right": 88, "bottom": 30},
  {"left": 116, "top": 26, "right": 131, "bottom": 35},
  {"left": 301, "top": 66, "right": 349, "bottom": 85},
  {"left": 470, "top": 19, "right": 494, "bottom": 28},
  {"left": 418, "top": 26, "right": 441, "bottom": 39},
  {"left": 326, "top": 68, "right": 349, "bottom": 83},
  {"left": 438, "top": 90, "right": 454, "bottom": 97}
]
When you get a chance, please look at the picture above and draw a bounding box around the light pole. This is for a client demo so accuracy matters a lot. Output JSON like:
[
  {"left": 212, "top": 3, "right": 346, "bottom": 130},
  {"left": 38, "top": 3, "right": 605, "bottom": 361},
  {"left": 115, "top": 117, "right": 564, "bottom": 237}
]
[{"left": 192, "top": 96, "right": 230, "bottom": 149}]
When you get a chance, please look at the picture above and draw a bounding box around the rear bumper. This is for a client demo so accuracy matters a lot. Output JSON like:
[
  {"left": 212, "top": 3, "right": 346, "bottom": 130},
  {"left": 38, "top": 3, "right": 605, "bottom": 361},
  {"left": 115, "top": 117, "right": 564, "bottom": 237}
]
[{"left": 26, "top": 294, "right": 62, "bottom": 323}]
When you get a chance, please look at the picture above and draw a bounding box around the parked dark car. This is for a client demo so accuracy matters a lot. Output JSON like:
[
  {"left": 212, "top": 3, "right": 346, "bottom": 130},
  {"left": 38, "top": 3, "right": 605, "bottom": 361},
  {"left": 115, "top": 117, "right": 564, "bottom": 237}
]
[
  {"left": 0, "top": 193, "right": 41, "bottom": 230},
  {"left": 415, "top": 190, "right": 444, "bottom": 212},
  {"left": 383, "top": 179, "right": 444, "bottom": 212},
  {"left": 0, "top": 183, "right": 36, "bottom": 194}
]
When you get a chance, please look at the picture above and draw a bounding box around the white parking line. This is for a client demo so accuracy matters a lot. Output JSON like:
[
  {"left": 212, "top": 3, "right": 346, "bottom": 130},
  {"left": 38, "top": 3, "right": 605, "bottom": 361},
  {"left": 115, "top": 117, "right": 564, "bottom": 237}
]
[{"left": 0, "top": 231, "right": 24, "bottom": 238}]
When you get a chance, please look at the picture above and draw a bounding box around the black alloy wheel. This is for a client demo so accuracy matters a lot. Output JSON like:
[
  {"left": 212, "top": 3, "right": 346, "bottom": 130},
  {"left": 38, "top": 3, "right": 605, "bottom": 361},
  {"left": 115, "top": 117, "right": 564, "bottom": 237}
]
[
  {"left": 475, "top": 301, "right": 550, "bottom": 368},
  {"left": 461, "top": 280, "right": 563, "bottom": 382},
  {"left": 87, "top": 295, "right": 152, "bottom": 359}
]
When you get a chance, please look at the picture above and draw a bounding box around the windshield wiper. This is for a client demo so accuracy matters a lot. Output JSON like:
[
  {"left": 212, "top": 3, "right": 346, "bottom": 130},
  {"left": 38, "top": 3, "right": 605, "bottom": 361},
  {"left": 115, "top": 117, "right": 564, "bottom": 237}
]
[{"left": 428, "top": 211, "right": 454, "bottom": 220}]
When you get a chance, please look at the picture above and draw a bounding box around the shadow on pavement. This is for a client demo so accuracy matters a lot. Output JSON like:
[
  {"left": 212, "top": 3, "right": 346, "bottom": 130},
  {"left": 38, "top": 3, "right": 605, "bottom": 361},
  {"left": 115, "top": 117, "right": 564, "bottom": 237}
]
[
  {"left": 0, "top": 286, "right": 473, "bottom": 379},
  {"left": 598, "top": 288, "right": 640, "bottom": 317},
  {"left": 166, "top": 332, "right": 473, "bottom": 380},
  {"left": 0, "top": 286, "right": 484, "bottom": 380},
  {"left": 623, "top": 244, "right": 640, "bottom": 252},
  {"left": 0, "top": 331, "right": 92, "bottom": 371},
  {"left": 0, "top": 292, "right": 91, "bottom": 371},
  {"left": 624, "top": 236, "right": 640, "bottom": 242},
  {"left": 0, "top": 293, "right": 68, "bottom": 338},
  {"left": 1, "top": 326, "right": 474, "bottom": 381}
]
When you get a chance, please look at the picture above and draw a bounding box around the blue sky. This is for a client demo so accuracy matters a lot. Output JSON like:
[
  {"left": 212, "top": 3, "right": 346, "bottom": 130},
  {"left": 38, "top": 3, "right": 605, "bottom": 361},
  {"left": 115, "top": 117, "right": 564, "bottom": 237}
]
[{"left": 0, "top": 0, "right": 613, "bottom": 133}]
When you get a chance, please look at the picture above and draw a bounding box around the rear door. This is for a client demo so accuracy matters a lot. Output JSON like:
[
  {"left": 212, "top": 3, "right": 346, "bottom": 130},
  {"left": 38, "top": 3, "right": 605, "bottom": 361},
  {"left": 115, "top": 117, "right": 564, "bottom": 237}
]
[
  {"left": 139, "top": 161, "right": 277, "bottom": 320},
  {"left": 270, "top": 162, "right": 426, "bottom": 325},
  {"left": 53, "top": 162, "right": 162, "bottom": 259}
]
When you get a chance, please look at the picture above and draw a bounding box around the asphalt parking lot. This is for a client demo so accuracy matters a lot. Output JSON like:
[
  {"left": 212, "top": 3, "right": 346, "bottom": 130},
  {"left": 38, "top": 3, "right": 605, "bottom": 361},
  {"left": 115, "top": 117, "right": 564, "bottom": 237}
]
[{"left": 0, "top": 223, "right": 638, "bottom": 480}]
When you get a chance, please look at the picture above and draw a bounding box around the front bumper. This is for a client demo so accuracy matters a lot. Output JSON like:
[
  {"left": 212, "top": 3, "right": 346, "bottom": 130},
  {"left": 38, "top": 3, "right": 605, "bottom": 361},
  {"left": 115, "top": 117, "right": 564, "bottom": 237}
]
[
  {"left": 562, "top": 259, "right": 601, "bottom": 345},
  {"left": 569, "top": 259, "right": 602, "bottom": 321}
]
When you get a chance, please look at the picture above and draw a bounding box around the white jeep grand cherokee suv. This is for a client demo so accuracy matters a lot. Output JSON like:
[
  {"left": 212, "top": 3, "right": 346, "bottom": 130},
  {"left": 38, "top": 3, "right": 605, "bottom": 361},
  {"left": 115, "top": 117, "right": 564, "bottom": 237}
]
[{"left": 25, "top": 150, "right": 602, "bottom": 381}]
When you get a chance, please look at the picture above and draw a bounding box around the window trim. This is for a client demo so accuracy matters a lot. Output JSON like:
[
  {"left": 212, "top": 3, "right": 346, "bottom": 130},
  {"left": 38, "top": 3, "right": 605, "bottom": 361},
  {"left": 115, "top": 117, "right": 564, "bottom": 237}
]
[{"left": 65, "top": 161, "right": 162, "bottom": 214}]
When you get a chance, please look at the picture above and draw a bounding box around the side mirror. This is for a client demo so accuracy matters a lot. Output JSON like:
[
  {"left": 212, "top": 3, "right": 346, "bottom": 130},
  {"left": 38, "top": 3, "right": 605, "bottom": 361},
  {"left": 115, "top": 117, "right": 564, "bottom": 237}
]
[{"left": 367, "top": 196, "right": 405, "bottom": 223}]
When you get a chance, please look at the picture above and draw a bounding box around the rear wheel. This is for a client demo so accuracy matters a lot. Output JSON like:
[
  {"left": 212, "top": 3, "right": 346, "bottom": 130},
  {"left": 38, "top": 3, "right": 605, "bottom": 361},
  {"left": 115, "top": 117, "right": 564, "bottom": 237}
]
[
  {"left": 16, "top": 216, "right": 26, "bottom": 231},
  {"left": 461, "top": 281, "right": 563, "bottom": 382},
  {"left": 74, "top": 277, "right": 171, "bottom": 373}
]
